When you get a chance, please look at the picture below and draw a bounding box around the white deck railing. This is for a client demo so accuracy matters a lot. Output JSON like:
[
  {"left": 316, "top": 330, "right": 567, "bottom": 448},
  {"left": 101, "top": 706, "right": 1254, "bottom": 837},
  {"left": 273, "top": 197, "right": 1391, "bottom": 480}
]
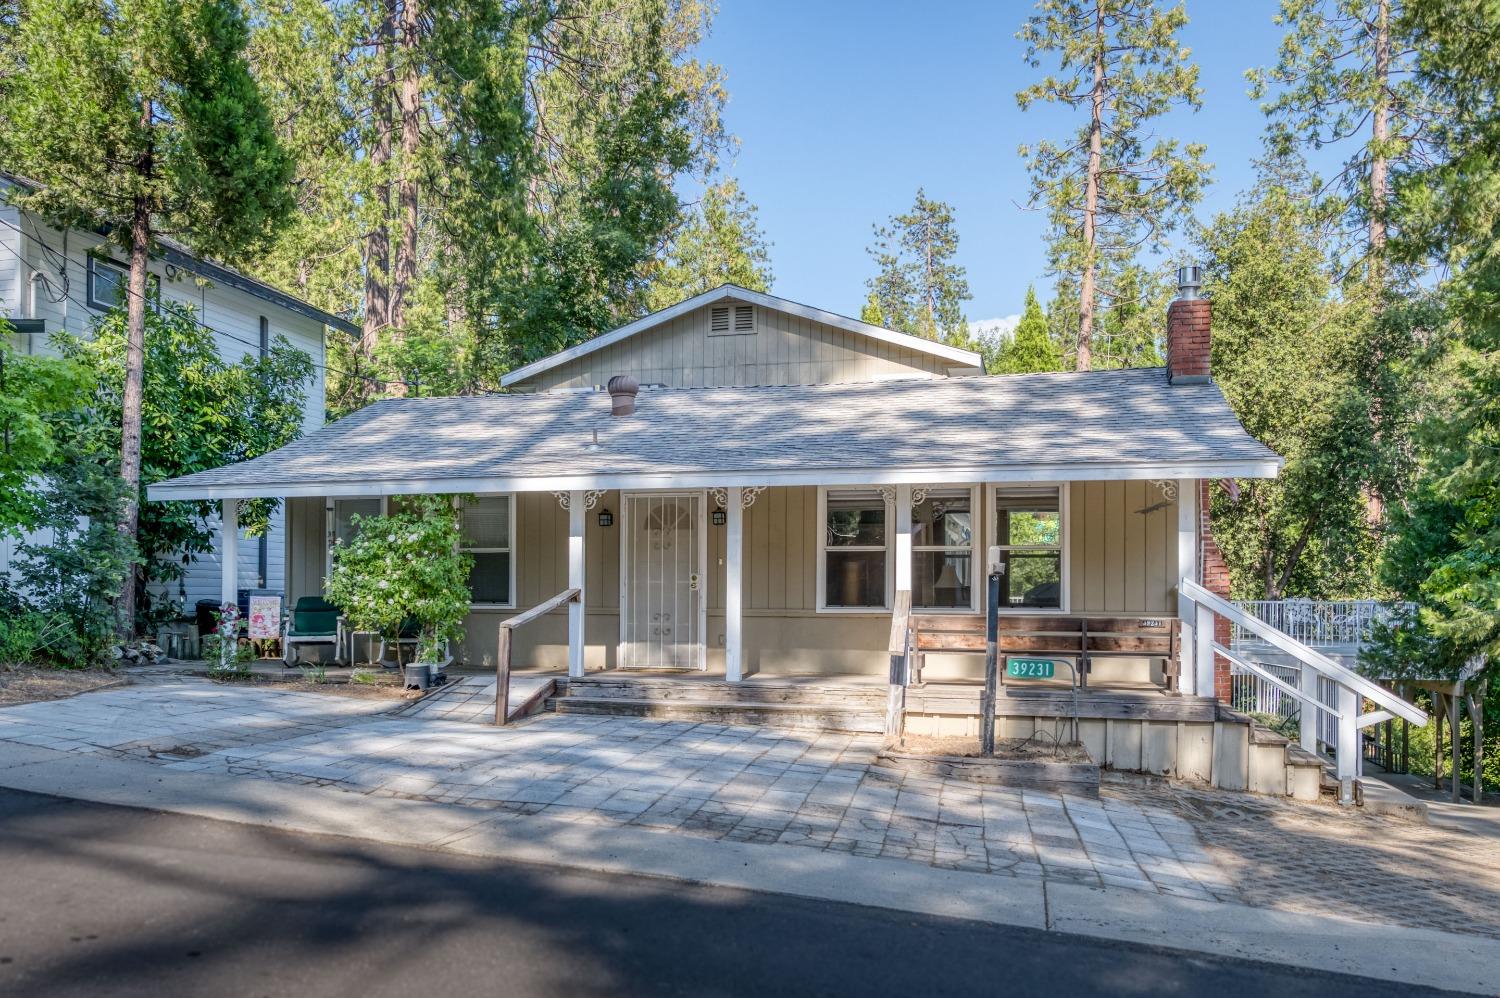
[
  {"left": 1181, "top": 579, "right": 1427, "bottom": 804},
  {"left": 1232, "top": 599, "right": 1410, "bottom": 647}
]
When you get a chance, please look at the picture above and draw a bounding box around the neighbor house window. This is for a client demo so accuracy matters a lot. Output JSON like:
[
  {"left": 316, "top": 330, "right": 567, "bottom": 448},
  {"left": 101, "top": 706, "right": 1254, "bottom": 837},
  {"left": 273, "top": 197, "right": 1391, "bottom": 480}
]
[
  {"left": 992, "top": 486, "right": 1065, "bottom": 610},
  {"left": 460, "top": 495, "right": 514, "bottom": 606},
  {"left": 334, "top": 498, "right": 383, "bottom": 545},
  {"left": 86, "top": 255, "right": 159, "bottom": 312},
  {"left": 820, "top": 488, "right": 889, "bottom": 609},
  {"left": 912, "top": 488, "right": 977, "bottom": 610}
]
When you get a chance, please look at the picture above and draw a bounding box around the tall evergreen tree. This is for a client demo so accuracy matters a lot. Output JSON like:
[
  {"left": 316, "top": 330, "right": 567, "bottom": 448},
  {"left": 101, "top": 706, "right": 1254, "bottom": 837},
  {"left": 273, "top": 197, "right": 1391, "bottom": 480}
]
[
  {"left": 247, "top": 0, "right": 727, "bottom": 411},
  {"left": 1365, "top": 0, "right": 1500, "bottom": 684},
  {"left": 1200, "top": 155, "right": 1420, "bottom": 599},
  {"left": 0, "top": 0, "right": 294, "bottom": 635},
  {"left": 859, "top": 290, "right": 885, "bottom": 327},
  {"left": 989, "top": 287, "right": 1064, "bottom": 374},
  {"left": 1016, "top": 0, "right": 1210, "bottom": 370},
  {"left": 646, "top": 178, "right": 773, "bottom": 311},
  {"left": 864, "top": 188, "right": 972, "bottom": 344},
  {"left": 1249, "top": 0, "right": 1439, "bottom": 281}
]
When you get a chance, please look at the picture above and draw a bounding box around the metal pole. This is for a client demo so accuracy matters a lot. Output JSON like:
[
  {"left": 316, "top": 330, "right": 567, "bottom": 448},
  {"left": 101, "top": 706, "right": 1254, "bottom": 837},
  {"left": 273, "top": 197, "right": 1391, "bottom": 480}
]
[{"left": 981, "top": 571, "right": 1001, "bottom": 756}]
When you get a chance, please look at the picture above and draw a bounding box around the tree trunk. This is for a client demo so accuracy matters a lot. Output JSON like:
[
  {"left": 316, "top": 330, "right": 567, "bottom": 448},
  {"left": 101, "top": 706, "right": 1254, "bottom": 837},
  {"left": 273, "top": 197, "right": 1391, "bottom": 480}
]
[
  {"left": 362, "top": 0, "right": 396, "bottom": 356},
  {"left": 116, "top": 190, "right": 151, "bottom": 639},
  {"left": 1368, "top": 0, "right": 1390, "bottom": 272},
  {"left": 1077, "top": 4, "right": 1105, "bottom": 373},
  {"left": 391, "top": 0, "right": 420, "bottom": 332}
]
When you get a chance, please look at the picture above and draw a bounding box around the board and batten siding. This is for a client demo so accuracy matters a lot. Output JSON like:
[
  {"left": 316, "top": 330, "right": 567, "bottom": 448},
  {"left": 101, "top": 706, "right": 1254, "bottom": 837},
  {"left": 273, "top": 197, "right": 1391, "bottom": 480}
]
[
  {"left": 1, "top": 210, "right": 328, "bottom": 610},
  {"left": 515, "top": 300, "right": 957, "bottom": 391},
  {"left": 309, "top": 480, "right": 1184, "bottom": 676}
]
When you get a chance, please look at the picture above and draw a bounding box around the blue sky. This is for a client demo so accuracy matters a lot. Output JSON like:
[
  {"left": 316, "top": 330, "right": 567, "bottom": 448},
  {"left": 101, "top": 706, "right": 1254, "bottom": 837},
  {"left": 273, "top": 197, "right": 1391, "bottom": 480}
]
[{"left": 696, "top": 1, "right": 1295, "bottom": 331}]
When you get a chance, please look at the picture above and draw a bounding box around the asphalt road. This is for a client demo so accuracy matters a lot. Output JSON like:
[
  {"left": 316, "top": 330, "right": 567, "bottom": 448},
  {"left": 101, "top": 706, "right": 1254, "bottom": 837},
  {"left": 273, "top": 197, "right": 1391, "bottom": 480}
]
[{"left": 0, "top": 788, "right": 1466, "bottom": 997}]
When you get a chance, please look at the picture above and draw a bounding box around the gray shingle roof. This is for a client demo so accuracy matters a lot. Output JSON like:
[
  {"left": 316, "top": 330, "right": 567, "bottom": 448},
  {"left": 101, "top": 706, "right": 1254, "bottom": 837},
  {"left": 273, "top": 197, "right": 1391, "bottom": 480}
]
[{"left": 148, "top": 368, "right": 1280, "bottom": 499}]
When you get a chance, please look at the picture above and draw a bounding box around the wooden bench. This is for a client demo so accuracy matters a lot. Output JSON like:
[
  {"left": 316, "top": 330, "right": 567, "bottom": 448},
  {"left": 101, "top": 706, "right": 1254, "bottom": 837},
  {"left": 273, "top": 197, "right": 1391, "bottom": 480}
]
[{"left": 908, "top": 614, "right": 1180, "bottom": 691}]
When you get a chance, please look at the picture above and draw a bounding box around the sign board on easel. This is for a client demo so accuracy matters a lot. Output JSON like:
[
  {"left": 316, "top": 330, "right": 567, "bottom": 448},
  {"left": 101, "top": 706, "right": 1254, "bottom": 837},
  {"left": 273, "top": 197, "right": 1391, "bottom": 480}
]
[{"left": 247, "top": 595, "right": 281, "bottom": 641}]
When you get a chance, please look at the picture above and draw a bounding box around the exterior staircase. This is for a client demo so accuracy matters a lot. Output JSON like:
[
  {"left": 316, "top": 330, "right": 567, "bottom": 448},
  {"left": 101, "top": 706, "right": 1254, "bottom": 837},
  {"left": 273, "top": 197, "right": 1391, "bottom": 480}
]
[{"left": 546, "top": 675, "right": 888, "bottom": 733}]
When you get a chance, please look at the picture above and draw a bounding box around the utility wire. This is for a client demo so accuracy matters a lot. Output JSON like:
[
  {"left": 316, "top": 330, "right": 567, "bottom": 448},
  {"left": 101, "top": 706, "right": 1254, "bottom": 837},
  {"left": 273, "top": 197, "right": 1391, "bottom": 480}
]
[{"left": 0, "top": 214, "right": 414, "bottom": 392}]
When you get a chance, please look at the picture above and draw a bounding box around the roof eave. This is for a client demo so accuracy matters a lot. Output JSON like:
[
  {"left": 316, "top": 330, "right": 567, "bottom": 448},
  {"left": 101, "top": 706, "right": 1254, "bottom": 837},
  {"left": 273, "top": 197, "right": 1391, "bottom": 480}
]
[{"left": 147, "top": 456, "right": 1282, "bottom": 502}]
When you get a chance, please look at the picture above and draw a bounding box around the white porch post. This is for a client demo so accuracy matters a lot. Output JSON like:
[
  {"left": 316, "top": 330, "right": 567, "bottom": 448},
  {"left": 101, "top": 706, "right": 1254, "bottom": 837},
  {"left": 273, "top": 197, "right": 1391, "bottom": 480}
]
[
  {"left": 1335, "top": 683, "right": 1359, "bottom": 804},
  {"left": 324, "top": 499, "right": 335, "bottom": 592},
  {"left": 1299, "top": 662, "right": 1320, "bottom": 753},
  {"left": 567, "top": 490, "right": 586, "bottom": 679},
  {"left": 725, "top": 486, "right": 744, "bottom": 682},
  {"left": 894, "top": 484, "right": 913, "bottom": 595},
  {"left": 1195, "top": 600, "right": 1215, "bottom": 700},
  {"left": 1176, "top": 478, "right": 1198, "bottom": 695},
  {"left": 220, "top": 499, "right": 239, "bottom": 608}
]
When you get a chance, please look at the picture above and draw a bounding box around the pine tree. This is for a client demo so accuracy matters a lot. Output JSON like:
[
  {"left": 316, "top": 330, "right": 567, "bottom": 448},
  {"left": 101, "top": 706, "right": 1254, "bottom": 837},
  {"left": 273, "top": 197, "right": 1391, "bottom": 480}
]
[
  {"left": 0, "top": 0, "right": 294, "bottom": 635},
  {"left": 865, "top": 189, "right": 972, "bottom": 345},
  {"left": 646, "top": 178, "right": 773, "bottom": 310},
  {"left": 1016, "top": 0, "right": 1210, "bottom": 371},
  {"left": 859, "top": 291, "right": 885, "bottom": 327},
  {"left": 1249, "top": 0, "right": 1438, "bottom": 281},
  {"left": 989, "top": 288, "right": 1064, "bottom": 374}
]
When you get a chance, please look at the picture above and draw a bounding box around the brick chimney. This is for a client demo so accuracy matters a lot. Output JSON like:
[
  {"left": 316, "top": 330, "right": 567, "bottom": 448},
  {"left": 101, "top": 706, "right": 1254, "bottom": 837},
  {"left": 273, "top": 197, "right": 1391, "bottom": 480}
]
[{"left": 1166, "top": 264, "right": 1210, "bottom": 384}]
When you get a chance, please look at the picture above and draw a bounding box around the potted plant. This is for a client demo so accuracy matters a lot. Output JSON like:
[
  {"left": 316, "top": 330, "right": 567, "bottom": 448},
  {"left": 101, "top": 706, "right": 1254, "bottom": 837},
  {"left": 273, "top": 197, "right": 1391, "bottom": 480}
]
[{"left": 325, "top": 495, "right": 472, "bottom": 690}]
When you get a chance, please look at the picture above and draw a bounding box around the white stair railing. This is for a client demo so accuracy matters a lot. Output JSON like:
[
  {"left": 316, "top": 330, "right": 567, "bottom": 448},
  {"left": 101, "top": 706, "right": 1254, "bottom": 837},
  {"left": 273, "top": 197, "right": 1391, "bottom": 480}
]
[{"left": 1181, "top": 579, "right": 1428, "bottom": 804}]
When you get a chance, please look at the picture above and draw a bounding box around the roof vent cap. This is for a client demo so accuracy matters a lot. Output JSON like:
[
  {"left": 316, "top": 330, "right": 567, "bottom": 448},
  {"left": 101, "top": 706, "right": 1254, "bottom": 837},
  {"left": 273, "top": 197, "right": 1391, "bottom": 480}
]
[
  {"left": 607, "top": 374, "right": 640, "bottom": 416},
  {"left": 1176, "top": 264, "right": 1203, "bottom": 301}
]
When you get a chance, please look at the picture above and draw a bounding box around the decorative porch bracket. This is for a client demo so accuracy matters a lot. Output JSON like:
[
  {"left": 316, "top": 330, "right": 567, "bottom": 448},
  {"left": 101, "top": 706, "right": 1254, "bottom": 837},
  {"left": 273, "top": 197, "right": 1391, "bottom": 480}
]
[
  {"left": 553, "top": 490, "right": 606, "bottom": 511},
  {"left": 1148, "top": 480, "right": 1178, "bottom": 502},
  {"left": 709, "top": 486, "right": 766, "bottom": 509}
]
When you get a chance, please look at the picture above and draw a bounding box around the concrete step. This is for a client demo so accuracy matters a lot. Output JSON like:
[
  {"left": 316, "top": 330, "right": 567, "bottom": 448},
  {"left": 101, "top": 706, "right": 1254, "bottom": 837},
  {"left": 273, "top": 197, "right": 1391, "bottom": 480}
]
[
  {"left": 545, "top": 695, "right": 886, "bottom": 733},
  {"left": 556, "top": 676, "right": 889, "bottom": 708}
]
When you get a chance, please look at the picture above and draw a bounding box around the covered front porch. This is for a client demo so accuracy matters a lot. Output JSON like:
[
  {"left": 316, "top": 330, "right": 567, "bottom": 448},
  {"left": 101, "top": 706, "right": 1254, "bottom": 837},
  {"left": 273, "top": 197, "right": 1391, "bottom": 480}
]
[{"left": 260, "top": 476, "right": 1218, "bottom": 697}]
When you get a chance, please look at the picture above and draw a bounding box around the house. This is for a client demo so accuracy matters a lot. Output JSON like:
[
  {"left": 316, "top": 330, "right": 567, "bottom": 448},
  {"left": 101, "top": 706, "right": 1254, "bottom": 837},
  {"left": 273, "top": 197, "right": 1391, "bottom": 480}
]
[
  {"left": 148, "top": 273, "right": 1432, "bottom": 802},
  {"left": 0, "top": 180, "right": 354, "bottom": 614},
  {"left": 146, "top": 273, "right": 1279, "bottom": 686}
]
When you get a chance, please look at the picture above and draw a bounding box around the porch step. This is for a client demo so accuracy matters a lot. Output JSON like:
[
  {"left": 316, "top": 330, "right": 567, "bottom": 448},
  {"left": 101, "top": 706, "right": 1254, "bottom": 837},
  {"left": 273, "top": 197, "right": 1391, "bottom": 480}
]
[
  {"left": 556, "top": 676, "right": 889, "bottom": 709},
  {"left": 545, "top": 694, "right": 885, "bottom": 733}
]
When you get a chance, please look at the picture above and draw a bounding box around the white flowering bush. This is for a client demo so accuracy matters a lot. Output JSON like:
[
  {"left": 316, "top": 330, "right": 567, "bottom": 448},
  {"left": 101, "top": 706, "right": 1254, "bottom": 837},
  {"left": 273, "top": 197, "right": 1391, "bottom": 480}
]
[{"left": 325, "top": 495, "right": 473, "bottom": 665}]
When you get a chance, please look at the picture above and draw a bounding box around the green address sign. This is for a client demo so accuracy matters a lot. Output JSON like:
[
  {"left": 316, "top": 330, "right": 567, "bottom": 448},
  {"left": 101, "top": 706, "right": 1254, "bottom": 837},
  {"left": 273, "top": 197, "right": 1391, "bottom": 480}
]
[{"left": 1006, "top": 658, "right": 1056, "bottom": 679}]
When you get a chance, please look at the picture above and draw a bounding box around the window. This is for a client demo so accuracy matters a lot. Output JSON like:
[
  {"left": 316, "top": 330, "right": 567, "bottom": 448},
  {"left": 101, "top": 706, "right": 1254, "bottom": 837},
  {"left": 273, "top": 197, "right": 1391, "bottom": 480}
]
[
  {"left": 460, "top": 495, "right": 514, "bottom": 606},
  {"left": 821, "top": 489, "right": 889, "bottom": 609},
  {"left": 86, "top": 255, "right": 159, "bottom": 312},
  {"left": 334, "top": 498, "right": 382, "bottom": 545},
  {"left": 992, "top": 486, "right": 1065, "bottom": 610},
  {"left": 912, "top": 488, "right": 976, "bottom": 610}
]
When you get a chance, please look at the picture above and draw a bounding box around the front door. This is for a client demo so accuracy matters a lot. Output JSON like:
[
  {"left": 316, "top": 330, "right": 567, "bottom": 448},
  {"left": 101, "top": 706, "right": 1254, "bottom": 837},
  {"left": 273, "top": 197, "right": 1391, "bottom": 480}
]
[{"left": 621, "top": 493, "right": 706, "bottom": 670}]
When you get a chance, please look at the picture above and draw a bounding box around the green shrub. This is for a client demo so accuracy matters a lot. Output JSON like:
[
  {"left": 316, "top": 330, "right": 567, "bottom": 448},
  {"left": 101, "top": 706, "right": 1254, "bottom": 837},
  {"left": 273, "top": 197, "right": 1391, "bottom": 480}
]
[{"left": 325, "top": 495, "right": 472, "bottom": 666}]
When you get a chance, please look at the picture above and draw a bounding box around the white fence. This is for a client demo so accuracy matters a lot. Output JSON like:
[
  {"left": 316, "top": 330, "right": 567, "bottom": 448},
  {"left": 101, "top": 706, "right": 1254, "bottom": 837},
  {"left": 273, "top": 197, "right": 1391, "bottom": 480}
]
[{"left": 1231, "top": 599, "right": 1409, "bottom": 647}]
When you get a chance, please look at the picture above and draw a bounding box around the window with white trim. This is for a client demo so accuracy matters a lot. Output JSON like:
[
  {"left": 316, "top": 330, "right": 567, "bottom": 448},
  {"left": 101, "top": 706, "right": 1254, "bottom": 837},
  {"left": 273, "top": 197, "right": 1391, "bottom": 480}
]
[
  {"left": 821, "top": 489, "right": 889, "bottom": 609},
  {"left": 993, "top": 486, "right": 1064, "bottom": 610},
  {"left": 912, "top": 488, "right": 977, "bottom": 610},
  {"left": 460, "top": 495, "right": 514, "bottom": 606}
]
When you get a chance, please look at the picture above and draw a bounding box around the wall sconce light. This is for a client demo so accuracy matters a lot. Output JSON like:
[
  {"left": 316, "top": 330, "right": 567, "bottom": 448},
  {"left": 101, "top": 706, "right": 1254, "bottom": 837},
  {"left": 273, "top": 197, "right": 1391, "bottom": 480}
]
[
  {"left": 711, "top": 509, "right": 727, "bottom": 526},
  {"left": 597, "top": 508, "right": 614, "bottom": 527}
]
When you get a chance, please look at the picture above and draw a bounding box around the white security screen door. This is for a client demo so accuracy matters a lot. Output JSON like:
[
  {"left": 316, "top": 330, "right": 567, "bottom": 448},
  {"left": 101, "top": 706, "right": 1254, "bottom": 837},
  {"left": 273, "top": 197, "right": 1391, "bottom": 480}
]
[{"left": 621, "top": 493, "right": 705, "bottom": 670}]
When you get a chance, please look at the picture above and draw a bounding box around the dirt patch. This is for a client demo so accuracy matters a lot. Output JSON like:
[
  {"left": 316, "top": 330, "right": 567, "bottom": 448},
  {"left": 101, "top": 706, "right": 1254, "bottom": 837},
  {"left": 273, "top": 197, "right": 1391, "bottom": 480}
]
[
  {"left": 894, "top": 733, "right": 1089, "bottom": 761},
  {"left": 204, "top": 674, "right": 418, "bottom": 701},
  {"left": 0, "top": 664, "right": 123, "bottom": 706}
]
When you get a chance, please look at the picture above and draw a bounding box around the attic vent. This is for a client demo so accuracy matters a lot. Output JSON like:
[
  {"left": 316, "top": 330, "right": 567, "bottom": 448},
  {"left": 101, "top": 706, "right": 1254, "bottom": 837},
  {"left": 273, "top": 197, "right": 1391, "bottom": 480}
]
[
  {"left": 710, "top": 305, "right": 730, "bottom": 332},
  {"left": 734, "top": 304, "right": 754, "bottom": 331}
]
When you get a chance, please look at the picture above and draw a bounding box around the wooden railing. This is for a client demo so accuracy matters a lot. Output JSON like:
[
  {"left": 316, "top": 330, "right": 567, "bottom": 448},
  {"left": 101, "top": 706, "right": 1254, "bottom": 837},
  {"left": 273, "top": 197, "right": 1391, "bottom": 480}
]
[
  {"left": 908, "top": 614, "right": 1181, "bottom": 690},
  {"left": 885, "top": 590, "right": 912, "bottom": 738},
  {"left": 494, "top": 587, "right": 580, "bottom": 726}
]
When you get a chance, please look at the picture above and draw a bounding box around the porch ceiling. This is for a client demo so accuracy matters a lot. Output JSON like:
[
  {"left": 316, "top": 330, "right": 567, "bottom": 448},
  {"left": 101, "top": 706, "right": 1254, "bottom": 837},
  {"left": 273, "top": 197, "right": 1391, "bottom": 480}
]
[{"left": 147, "top": 367, "right": 1281, "bottom": 501}]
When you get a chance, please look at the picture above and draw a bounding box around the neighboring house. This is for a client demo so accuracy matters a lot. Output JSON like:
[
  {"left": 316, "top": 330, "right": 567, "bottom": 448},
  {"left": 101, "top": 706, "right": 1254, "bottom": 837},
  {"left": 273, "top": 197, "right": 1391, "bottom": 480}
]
[
  {"left": 0, "top": 183, "right": 355, "bottom": 613},
  {"left": 149, "top": 278, "right": 1277, "bottom": 688}
]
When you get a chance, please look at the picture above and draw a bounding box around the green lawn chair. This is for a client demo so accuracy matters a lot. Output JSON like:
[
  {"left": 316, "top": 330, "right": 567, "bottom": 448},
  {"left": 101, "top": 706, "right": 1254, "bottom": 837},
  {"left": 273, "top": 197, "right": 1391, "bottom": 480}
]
[
  {"left": 373, "top": 617, "right": 422, "bottom": 667},
  {"left": 283, "top": 596, "right": 345, "bottom": 667}
]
